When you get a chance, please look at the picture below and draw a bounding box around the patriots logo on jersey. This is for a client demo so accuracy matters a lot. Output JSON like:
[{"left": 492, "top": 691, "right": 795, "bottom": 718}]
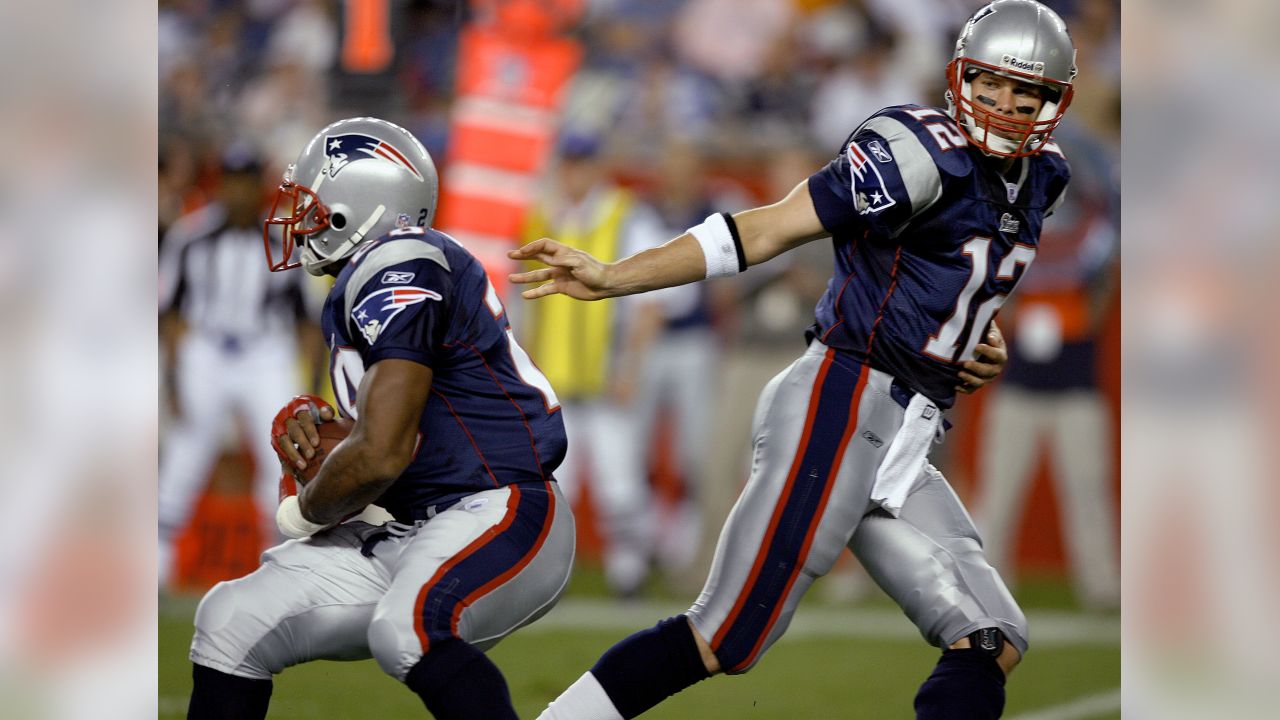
[
  {"left": 324, "top": 134, "right": 425, "bottom": 182},
  {"left": 351, "top": 286, "right": 441, "bottom": 344},
  {"left": 847, "top": 141, "right": 897, "bottom": 215}
]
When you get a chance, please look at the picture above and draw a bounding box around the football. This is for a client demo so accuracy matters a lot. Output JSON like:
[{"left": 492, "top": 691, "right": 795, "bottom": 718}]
[{"left": 295, "top": 417, "right": 354, "bottom": 485}]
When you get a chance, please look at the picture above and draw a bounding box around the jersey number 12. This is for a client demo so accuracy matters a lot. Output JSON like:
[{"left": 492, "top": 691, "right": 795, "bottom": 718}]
[{"left": 923, "top": 236, "right": 1035, "bottom": 362}]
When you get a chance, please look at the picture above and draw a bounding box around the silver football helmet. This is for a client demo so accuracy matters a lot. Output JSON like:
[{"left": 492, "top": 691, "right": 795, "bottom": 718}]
[
  {"left": 264, "top": 117, "right": 439, "bottom": 275},
  {"left": 946, "top": 0, "right": 1077, "bottom": 158}
]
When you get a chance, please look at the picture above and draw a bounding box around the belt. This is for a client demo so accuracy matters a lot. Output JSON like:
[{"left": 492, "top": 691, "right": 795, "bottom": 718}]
[
  {"left": 889, "top": 378, "right": 952, "bottom": 432},
  {"left": 357, "top": 505, "right": 439, "bottom": 557}
]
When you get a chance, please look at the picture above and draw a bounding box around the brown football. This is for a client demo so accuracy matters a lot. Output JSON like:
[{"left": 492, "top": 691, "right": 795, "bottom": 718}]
[{"left": 295, "top": 417, "right": 354, "bottom": 485}]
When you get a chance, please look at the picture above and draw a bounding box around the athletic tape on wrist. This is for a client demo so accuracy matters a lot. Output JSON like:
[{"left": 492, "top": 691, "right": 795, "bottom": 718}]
[
  {"left": 276, "top": 495, "right": 328, "bottom": 539},
  {"left": 688, "top": 213, "right": 746, "bottom": 278}
]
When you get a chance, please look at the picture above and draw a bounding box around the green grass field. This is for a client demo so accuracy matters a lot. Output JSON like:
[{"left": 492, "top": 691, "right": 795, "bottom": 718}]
[{"left": 159, "top": 571, "right": 1119, "bottom": 719}]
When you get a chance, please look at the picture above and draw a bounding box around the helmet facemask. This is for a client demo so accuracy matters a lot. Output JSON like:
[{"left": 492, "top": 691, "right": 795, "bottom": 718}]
[
  {"left": 263, "top": 170, "right": 331, "bottom": 273},
  {"left": 263, "top": 166, "right": 387, "bottom": 276},
  {"left": 946, "top": 57, "right": 1073, "bottom": 158}
]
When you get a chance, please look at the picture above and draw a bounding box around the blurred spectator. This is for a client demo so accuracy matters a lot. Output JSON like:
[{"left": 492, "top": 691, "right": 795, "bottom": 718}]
[
  {"left": 518, "top": 132, "right": 667, "bottom": 598},
  {"left": 808, "top": 17, "right": 916, "bottom": 151},
  {"left": 238, "top": 56, "right": 334, "bottom": 172},
  {"left": 630, "top": 141, "right": 750, "bottom": 589},
  {"left": 157, "top": 142, "right": 324, "bottom": 591},
  {"left": 671, "top": 0, "right": 795, "bottom": 85},
  {"left": 971, "top": 119, "right": 1120, "bottom": 611}
]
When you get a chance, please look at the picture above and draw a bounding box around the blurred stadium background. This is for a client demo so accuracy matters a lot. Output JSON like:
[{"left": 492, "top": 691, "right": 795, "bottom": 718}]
[
  {"left": 14, "top": 0, "right": 1280, "bottom": 718},
  {"left": 156, "top": 0, "right": 1121, "bottom": 718}
]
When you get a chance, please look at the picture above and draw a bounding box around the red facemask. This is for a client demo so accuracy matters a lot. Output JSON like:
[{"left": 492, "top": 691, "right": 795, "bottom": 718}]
[
  {"left": 263, "top": 181, "right": 330, "bottom": 272},
  {"left": 946, "top": 57, "right": 1073, "bottom": 158}
]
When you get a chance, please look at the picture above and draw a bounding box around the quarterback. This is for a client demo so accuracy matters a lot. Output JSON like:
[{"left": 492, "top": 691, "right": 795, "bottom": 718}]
[{"left": 513, "top": 2, "right": 1076, "bottom": 718}]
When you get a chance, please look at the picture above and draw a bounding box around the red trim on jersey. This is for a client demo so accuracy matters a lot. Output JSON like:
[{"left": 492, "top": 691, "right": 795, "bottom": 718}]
[
  {"left": 449, "top": 481, "right": 555, "bottom": 635},
  {"left": 819, "top": 231, "right": 867, "bottom": 345},
  {"left": 711, "top": 347, "right": 835, "bottom": 651},
  {"left": 864, "top": 247, "right": 903, "bottom": 355},
  {"left": 450, "top": 340, "right": 549, "bottom": 481},
  {"left": 431, "top": 388, "right": 499, "bottom": 486},
  {"left": 731, "top": 364, "right": 870, "bottom": 672},
  {"left": 413, "top": 486, "right": 523, "bottom": 653}
]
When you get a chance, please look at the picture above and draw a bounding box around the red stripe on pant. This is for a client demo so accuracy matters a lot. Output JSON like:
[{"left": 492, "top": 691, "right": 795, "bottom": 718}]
[
  {"left": 730, "top": 365, "right": 869, "bottom": 672},
  {"left": 711, "top": 348, "right": 835, "bottom": 652},
  {"left": 448, "top": 481, "right": 556, "bottom": 635},
  {"left": 413, "top": 486, "right": 522, "bottom": 653}
]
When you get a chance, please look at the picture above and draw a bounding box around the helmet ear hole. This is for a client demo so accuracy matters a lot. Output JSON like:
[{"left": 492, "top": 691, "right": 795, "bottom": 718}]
[{"left": 330, "top": 213, "right": 347, "bottom": 230}]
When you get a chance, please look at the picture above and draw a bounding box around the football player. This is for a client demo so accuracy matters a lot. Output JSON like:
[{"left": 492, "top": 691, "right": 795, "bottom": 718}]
[
  {"left": 185, "top": 117, "right": 575, "bottom": 720},
  {"left": 511, "top": 2, "right": 1074, "bottom": 718}
]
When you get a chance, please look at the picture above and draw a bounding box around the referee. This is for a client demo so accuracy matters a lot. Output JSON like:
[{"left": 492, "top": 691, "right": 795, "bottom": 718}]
[{"left": 158, "top": 141, "right": 323, "bottom": 590}]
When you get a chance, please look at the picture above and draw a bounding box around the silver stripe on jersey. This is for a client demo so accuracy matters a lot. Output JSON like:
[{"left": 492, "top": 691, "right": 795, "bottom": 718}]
[
  {"left": 342, "top": 237, "right": 451, "bottom": 336},
  {"left": 859, "top": 116, "right": 944, "bottom": 237}
]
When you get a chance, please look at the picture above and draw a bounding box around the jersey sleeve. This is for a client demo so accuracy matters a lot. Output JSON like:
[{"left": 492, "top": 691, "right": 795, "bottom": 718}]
[
  {"left": 1039, "top": 140, "right": 1072, "bottom": 217},
  {"left": 807, "top": 111, "right": 945, "bottom": 239},
  {"left": 344, "top": 239, "right": 454, "bottom": 368}
]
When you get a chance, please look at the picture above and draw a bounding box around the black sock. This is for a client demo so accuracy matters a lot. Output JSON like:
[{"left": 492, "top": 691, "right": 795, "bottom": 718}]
[
  {"left": 187, "top": 663, "right": 272, "bottom": 720},
  {"left": 590, "top": 615, "right": 712, "bottom": 719},
  {"left": 404, "top": 638, "right": 517, "bottom": 720},
  {"left": 914, "top": 648, "right": 1007, "bottom": 720}
]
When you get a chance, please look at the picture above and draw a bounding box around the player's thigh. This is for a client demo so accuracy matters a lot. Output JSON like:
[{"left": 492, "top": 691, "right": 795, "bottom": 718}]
[
  {"left": 850, "top": 465, "right": 1028, "bottom": 655},
  {"left": 369, "top": 482, "right": 574, "bottom": 680},
  {"left": 190, "top": 523, "right": 388, "bottom": 679},
  {"left": 688, "top": 347, "right": 891, "bottom": 672}
]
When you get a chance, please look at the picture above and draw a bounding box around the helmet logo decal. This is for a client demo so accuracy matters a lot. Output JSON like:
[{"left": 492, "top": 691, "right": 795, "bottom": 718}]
[
  {"left": 1000, "top": 54, "right": 1045, "bottom": 76},
  {"left": 351, "top": 286, "right": 441, "bottom": 344},
  {"left": 324, "top": 134, "right": 425, "bottom": 182}
]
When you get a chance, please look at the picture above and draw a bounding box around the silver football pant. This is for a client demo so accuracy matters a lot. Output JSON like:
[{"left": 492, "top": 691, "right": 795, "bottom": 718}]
[
  {"left": 686, "top": 341, "right": 1026, "bottom": 673},
  {"left": 190, "top": 482, "right": 574, "bottom": 681}
]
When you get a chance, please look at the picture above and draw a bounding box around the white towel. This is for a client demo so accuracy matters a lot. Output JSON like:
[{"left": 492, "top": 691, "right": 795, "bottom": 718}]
[{"left": 870, "top": 393, "right": 942, "bottom": 516}]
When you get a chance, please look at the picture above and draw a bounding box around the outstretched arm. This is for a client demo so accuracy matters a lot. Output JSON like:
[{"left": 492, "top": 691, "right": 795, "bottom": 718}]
[{"left": 508, "top": 181, "right": 829, "bottom": 301}]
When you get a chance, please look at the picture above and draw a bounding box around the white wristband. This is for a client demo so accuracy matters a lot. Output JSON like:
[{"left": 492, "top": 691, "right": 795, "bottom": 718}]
[
  {"left": 276, "top": 495, "right": 329, "bottom": 539},
  {"left": 688, "top": 213, "right": 745, "bottom": 279}
]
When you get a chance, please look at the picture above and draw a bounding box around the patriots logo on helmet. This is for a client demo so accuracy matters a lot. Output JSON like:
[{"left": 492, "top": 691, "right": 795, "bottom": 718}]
[
  {"left": 324, "top": 134, "right": 425, "bottom": 182},
  {"left": 847, "top": 141, "right": 896, "bottom": 215},
  {"left": 351, "top": 286, "right": 441, "bottom": 344}
]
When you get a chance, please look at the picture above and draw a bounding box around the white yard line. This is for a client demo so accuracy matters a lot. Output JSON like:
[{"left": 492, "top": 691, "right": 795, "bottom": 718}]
[{"left": 1007, "top": 689, "right": 1122, "bottom": 720}]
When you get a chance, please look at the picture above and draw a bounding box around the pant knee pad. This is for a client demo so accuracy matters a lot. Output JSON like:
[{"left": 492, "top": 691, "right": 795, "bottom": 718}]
[
  {"left": 368, "top": 614, "right": 421, "bottom": 681},
  {"left": 190, "top": 582, "right": 272, "bottom": 679}
]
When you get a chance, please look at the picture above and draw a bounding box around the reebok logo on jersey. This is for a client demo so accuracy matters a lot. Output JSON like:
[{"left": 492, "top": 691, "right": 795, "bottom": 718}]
[
  {"left": 351, "top": 286, "right": 441, "bottom": 344},
  {"left": 867, "top": 140, "right": 893, "bottom": 163},
  {"left": 847, "top": 141, "right": 896, "bottom": 215},
  {"left": 999, "top": 213, "right": 1020, "bottom": 234},
  {"left": 862, "top": 430, "right": 884, "bottom": 448},
  {"left": 381, "top": 270, "right": 416, "bottom": 284}
]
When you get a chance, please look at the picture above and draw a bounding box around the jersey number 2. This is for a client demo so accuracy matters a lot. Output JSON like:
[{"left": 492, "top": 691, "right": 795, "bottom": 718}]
[{"left": 923, "top": 237, "right": 1035, "bottom": 362}]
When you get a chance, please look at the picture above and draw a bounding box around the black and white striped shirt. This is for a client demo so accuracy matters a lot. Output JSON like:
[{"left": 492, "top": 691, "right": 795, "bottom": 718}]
[{"left": 159, "top": 202, "right": 314, "bottom": 345}]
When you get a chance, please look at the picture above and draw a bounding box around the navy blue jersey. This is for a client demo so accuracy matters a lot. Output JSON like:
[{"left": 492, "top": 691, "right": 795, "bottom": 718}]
[
  {"left": 806, "top": 104, "right": 1071, "bottom": 408},
  {"left": 321, "top": 226, "right": 567, "bottom": 520}
]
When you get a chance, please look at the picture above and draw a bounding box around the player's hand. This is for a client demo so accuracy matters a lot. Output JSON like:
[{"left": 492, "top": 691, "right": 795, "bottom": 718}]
[
  {"left": 508, "top": 238, "right": 612, "bottom": 301},
  {"left": 956, "top": 323, "right": 1008, "bottom": 394},
  {"left": 271, "top": 395, "right": 336, "bottom": 472}
]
